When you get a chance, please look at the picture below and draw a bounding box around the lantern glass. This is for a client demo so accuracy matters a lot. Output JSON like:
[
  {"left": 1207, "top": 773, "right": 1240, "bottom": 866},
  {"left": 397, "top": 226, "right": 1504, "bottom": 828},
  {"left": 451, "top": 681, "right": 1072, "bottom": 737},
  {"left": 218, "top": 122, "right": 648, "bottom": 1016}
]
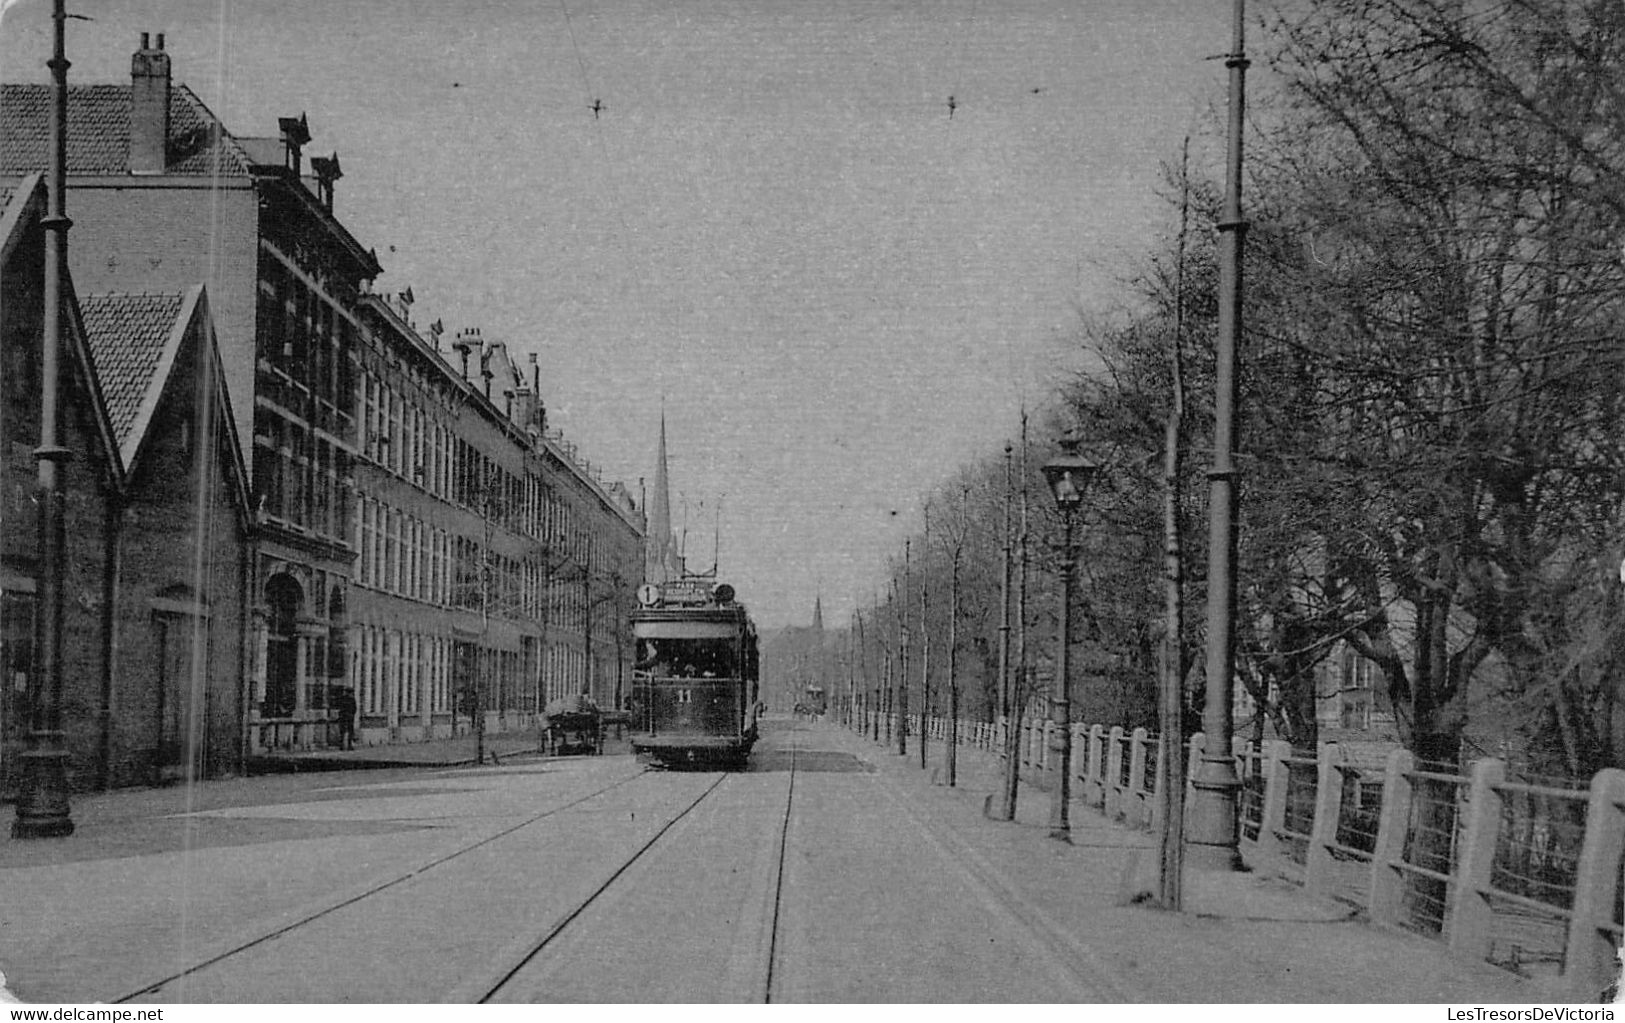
[{"left": 1042, "top": 437, "right": 1102, "bottom": 513}]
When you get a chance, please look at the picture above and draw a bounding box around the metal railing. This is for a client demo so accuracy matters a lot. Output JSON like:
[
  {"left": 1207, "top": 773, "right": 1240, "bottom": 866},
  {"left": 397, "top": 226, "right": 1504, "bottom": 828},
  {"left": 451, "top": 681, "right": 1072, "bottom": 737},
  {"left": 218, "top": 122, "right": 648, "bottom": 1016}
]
[{"left": 850, "top": 708, "right": 1624, "bottom": 1001}]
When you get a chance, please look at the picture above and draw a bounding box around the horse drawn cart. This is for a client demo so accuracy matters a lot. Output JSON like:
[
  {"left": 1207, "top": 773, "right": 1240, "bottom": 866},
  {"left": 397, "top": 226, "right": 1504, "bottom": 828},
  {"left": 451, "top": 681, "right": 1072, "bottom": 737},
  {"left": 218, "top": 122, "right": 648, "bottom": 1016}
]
[{"left": 543, "top": 694, "right": 603, "bottom": 755}]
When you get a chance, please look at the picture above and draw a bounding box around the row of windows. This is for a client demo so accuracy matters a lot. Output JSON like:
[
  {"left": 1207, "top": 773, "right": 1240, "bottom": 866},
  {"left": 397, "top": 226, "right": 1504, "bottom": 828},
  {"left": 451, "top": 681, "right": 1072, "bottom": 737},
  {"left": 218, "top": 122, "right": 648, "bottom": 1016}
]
[
  {"left": 352, "top": 626, "right": 454, "bottom": 719},
  {"left": 252, "top": 415, "right": 351, "bottom": 540},
  {"left": 544, "top": 643, "right": 587, "bottom": 706},
  {"left": 353, "top": 494, "right": 600, "bottom": 627},
  {"left": 257, "top": 253, "right": 355, "bottom": 421},
  {"left": 350, "top": 628, "right": 549, "bottom": 721},
  {"left": 360, "top": 371, "right": 456, "bottom": 498},
  {"left": 355, "top": 497, "right": 454, "bottom": 605},
  {"left": 356, "top": 369, "right": 609, "bottom": 565}
]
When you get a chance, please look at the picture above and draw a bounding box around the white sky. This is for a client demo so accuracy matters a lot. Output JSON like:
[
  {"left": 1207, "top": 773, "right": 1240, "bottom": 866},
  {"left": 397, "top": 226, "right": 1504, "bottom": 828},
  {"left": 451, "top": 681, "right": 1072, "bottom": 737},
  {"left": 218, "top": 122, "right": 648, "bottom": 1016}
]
[{"left": 1, "top": 0, "right": 1231, "bottom": 628}]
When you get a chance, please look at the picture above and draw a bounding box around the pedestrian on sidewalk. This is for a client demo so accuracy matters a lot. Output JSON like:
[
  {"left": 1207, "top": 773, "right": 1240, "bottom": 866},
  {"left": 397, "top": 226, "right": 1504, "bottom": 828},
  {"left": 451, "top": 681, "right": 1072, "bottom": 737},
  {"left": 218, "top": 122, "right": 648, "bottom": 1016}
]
[{"left": 334, "top": 686, "right": 358, "bottom": 750}]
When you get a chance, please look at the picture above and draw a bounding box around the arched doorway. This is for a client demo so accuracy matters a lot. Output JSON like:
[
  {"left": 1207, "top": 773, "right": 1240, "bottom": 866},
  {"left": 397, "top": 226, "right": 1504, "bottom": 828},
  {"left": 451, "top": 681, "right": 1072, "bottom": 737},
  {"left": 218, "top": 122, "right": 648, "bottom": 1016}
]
[{"left": 264, "top": 574, "right": 302, "bottom": 719}]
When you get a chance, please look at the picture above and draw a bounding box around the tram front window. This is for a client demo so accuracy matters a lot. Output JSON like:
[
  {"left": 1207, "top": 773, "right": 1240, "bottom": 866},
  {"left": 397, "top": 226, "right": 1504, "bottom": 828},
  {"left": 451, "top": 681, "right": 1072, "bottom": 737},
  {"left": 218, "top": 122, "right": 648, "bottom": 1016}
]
[{"left": 635, "top": 639, "right": 737, "bottom": 679}]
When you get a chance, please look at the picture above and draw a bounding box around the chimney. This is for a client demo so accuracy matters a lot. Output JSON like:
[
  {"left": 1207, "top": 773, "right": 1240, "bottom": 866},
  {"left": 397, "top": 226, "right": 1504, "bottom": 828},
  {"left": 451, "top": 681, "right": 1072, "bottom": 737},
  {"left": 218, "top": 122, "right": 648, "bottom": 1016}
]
[
  {"left": 310, "top": 152, "right": 342, "bottom": 210},
  {"left": 452, "top": 327, "right": 480, "bottom": 381},
  {"left": 129, "top": 33, "right": 171, "bottom": 175},
  {"left": 278, "top": 113, "right": 311, "bottom": 174}
]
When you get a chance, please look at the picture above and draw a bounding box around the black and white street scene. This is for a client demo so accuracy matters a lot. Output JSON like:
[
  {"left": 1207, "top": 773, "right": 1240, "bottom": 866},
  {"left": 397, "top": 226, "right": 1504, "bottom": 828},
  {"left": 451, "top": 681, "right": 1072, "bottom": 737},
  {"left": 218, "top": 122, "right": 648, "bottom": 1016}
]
[{"left": 1, "top": 0, "right": 1623, "bottom": 1006}]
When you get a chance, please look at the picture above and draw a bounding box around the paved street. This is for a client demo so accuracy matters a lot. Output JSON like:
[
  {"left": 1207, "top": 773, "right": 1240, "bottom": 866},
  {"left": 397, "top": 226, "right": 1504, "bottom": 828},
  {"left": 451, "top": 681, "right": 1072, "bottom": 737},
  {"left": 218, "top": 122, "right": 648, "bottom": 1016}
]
[{"left": 0, "top": 718, "right": 1536, "bottom": 1003}]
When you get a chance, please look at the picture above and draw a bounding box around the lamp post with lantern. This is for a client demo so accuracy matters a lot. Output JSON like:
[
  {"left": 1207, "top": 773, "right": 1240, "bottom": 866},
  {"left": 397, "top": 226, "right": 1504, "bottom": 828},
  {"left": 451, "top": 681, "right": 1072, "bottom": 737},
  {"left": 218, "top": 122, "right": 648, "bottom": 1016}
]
[{"left": 1041, "top": 434, "right": 1102, "bottom": 842}]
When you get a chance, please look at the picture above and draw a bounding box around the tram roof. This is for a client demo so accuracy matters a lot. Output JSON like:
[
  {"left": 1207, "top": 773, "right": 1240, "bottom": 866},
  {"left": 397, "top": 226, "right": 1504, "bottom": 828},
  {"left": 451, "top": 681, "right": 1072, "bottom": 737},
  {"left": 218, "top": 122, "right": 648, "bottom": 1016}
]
[{"left": 631, "top": 606, "right": 750, "bottom": 626}]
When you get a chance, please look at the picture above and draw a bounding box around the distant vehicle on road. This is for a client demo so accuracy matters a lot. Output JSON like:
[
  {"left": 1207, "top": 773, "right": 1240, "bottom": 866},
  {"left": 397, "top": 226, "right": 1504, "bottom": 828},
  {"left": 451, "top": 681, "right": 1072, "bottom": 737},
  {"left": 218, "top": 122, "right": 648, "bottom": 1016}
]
[
  {"left": 629, "top": 577, "right": 761, "bottom": 768},
  {"left": 798, "top": 684, "right": 826, "bottom": 718},
  {"left": 543, "top": 693, "right": 602, "bottom": 755}
]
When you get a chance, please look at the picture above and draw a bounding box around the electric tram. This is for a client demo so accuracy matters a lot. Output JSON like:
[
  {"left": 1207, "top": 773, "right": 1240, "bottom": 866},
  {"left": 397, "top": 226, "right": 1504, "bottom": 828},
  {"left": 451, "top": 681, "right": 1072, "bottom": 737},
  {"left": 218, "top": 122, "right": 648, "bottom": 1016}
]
[{"left": 629, "top": 577, "right": 761, "bottom": 768}]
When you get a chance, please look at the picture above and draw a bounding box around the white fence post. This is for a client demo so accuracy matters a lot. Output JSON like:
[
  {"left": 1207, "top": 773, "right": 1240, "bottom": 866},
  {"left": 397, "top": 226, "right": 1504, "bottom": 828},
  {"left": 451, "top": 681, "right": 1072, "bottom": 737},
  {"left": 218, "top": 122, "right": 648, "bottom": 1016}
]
[
  {"left": 1256, "top": 739, "right": 1293, "bottom": 864},
  {"left": 1369, "top": 747, "right": 1416, "bottom": 929},
  {"left": 1128, "top": 727, "right": 1150, "bottom": 828},
  {"left": 1562, "top": 767, "right": 1625, "bottom": 1001},
  {"left": 1305, "top": 741, "right": 1343, "bottom": 896},
  {"left": 1071, "top": 724, "right": 1088, "bottom": 799},
  {"left": 1187, "top": 732, "right": 1205, "bottom": 808},
  {"left": 1085, "top": 724, "right": 1106, "bottom": 808},
  {"left": 1105, "top": 725, "right": 1126, "bottom": 820},
  {"left": 1447, "top": 758, "right": 1506, "bottom": 962}
]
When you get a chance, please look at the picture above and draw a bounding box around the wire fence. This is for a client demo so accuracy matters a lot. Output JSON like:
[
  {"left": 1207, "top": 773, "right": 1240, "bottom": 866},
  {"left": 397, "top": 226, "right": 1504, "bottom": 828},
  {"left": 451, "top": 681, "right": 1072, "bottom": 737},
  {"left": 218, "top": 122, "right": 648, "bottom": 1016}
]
[{"left": 1238, "top": 746, "right": 1266, "bottom": 843}]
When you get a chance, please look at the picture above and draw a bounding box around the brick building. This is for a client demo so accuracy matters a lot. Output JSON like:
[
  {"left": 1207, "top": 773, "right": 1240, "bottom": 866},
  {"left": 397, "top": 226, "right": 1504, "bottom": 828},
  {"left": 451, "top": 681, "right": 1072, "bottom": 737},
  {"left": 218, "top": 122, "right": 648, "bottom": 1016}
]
[
  {"left": 3, "top": 34, "right": 642, "bottom": 768},
  {"left": 79, "top": 287, "right": 251, "bottom": 784},
  {"left": 1, "top": 175, "right": 250, "bottom": 792},
  {"left": 350, "top": 298, "right": 642, "bottom": 746},
  {"left": 0, "top": 175, "right": 121, "bottom": 794},
  {"left": 4, "top": 34, "right": 380, "bottom": 753}
]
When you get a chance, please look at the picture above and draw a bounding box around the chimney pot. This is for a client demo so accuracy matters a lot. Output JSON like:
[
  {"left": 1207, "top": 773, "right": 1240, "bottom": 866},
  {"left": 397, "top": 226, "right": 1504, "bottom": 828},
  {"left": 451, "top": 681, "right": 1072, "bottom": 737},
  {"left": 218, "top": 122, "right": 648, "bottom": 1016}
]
[{"left": 130, "top": 32, "right": 172, "bottom": 175}]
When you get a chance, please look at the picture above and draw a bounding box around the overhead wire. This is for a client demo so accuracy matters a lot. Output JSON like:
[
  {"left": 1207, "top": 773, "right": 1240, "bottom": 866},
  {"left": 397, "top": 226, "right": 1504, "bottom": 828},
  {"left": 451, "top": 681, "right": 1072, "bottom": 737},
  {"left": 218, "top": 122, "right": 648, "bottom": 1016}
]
[{"left": 554, "top": 0, "right": 669, "bottom": 430}]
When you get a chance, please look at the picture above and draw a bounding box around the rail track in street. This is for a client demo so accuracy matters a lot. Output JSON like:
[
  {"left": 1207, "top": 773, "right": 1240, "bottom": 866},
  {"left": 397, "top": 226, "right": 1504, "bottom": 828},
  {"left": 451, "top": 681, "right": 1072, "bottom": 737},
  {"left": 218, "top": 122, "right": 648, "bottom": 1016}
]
[
  {"left": 110, "top": 720, "right": 1133, "bottom": 1003},
  {"left": 470, "top": 727, "right": 803, "bottom": 1004},
  {"left": 114, "top": 765, "right": 658, "bottom": 1003}
]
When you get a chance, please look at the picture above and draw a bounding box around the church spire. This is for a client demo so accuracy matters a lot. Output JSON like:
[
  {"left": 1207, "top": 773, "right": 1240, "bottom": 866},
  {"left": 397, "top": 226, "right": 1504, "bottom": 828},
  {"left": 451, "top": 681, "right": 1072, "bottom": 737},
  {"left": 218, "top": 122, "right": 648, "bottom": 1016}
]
[
  {"left": 812, "top": 592, "right": 823, "bottom": 631},
  {"left": 645, "top": 410, "right": 682, "bottom": 583}
]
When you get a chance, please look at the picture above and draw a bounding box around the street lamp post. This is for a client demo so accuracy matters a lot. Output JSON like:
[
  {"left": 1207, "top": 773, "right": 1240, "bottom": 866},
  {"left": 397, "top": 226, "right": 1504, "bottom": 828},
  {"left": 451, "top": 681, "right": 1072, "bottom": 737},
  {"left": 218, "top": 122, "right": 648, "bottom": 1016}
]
[
  {"left": 1188, "top": 0, "right": 1249, "bottom": 872},
  {"left": 1041, "top": 434, "right": 1100, "bottom": 843},
  {"left": 13, "top": 0, "right": 75, "bottom": 840}
]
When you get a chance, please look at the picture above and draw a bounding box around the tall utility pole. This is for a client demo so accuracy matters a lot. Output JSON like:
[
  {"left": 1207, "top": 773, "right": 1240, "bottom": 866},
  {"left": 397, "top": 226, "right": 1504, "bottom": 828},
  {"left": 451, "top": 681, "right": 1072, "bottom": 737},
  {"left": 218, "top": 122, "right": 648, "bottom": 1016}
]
[
  {"left": 873, "top": 596, "right": 884, "bottom": 743},
  {"left": 946, "top": 485, "right": 967, "bottom": 787},
  {"left": 882, "top": 639, "right": 892, "bottom": 745},
  {"left": 1158, "top": 137, "right": 1194, "bottom": 909},
  {"left": 998, "top": 442, "right": 1014, "bottom": 718},
  {"left": 1188, "top": 0, "right": 1249, "bottom": 872},
  {"left": 477, "top": 491, "right": 494, "bottom": 767},
  {"left": 847, "top": 609, "right": 857, "bottom": 728},
  {"left": 1048, "top": 508, "right": 1077, "bottom": 840},
  {"left": 14, "top": 0, "right": 75, "bottom": 839},
  {"left": 856, "top": 606, "right": 869, "bottom": 735},
  {"left": 897, "top": 542, "right": 910, "bottom": 758},
  {"left": 918, "top": 511, "right": 930, "bottom": 770},
  {"left": 994, "top": 443, "right": 1017, "bottom": 819}
]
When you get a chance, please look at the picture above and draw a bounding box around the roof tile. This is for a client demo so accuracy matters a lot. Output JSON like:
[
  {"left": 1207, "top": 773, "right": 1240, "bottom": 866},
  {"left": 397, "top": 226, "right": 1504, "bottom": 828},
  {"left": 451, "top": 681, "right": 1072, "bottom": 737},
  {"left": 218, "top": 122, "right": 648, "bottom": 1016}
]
[
  {"left": 0, "top": 83, "right": 250, "bottom": 177},
  {"left": 79, "top": 292, "right": 185, "bottom": 445}
]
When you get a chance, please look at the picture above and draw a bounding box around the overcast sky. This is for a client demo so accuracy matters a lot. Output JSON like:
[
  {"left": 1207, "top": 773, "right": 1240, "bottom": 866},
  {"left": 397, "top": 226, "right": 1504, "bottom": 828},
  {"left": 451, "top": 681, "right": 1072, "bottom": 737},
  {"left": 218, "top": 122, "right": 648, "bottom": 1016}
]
[{"left": 1, "top": 0, "right": 1232, "bottom": 628}]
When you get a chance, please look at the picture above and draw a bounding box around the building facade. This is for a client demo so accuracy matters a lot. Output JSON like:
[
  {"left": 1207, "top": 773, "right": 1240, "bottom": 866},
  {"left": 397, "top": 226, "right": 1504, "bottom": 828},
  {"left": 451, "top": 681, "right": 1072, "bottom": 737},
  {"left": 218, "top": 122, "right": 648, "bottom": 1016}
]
[
  {"left": 350, "top": 300, "right": 643, "bottom": 745},
  {"left": 3, "top": 34, "right": 643, "bottom": 772},
  {"left": 2, "top": 173, "right": 251, "bottom": 792},
  {"left": 3, "top": 35, "right": 379, "bottom": 754}
]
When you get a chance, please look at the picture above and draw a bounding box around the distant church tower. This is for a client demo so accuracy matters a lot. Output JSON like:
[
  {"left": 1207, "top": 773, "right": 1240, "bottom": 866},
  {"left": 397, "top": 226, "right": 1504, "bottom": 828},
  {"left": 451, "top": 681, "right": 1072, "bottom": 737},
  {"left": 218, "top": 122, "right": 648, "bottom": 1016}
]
[
  {"left": 645, "top": 413, "right": 684, "bottom": 583},
  {"left": 811, "top": 593, "right": 824, "bottom": 632}
]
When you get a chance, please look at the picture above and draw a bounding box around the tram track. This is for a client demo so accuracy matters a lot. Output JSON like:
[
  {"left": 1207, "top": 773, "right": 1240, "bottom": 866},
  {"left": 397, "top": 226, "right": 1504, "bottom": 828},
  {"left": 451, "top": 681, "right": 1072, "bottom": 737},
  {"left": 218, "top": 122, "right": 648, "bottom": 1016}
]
[
  {"left": 472, "top": 725, "right": 804, "bottom": 1004},
  {"left": 760, "top": 725, "right": 799, "bottom": 1003},
  {"left": 112, "top": 723, "right": 819, "bottom": 1004},
  {"left": 114, "top": 764, "right": 655, "bottom": 1003}
]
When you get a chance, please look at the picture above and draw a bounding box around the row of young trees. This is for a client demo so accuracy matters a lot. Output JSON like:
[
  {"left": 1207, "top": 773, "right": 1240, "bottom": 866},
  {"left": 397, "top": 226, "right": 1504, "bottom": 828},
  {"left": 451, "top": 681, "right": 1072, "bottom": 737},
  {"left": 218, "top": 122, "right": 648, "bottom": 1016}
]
[{"left": 830, "top": 0, "right": 1625, "bottom": 780}]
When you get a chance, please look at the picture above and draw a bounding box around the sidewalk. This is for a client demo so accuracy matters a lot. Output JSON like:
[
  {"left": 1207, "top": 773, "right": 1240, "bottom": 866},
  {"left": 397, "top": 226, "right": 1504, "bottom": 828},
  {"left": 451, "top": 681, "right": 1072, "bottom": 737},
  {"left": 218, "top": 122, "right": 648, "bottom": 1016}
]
[
  {"left": 823, "top": 719, "right": 1545, "bottom": 1004},
  {"left": 248, "top": 723, "right": 639, "bottom": 772},
  {"left": 246, "top": 731, "right": 553, "bottom": 772}
]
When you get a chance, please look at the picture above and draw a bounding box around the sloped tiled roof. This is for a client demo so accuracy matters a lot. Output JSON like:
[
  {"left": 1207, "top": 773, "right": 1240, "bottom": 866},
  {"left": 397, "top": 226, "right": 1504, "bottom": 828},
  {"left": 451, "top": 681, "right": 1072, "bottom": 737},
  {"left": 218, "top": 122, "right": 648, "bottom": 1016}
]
[
  {"left": 79, "top": 292, "right": 184, "bottom": 445},
  {"left": 0, "top": 83, "right": 250, "bottom": 177},
  {"left": 0, "top": 182, "right": 15, "bottom": 211}
]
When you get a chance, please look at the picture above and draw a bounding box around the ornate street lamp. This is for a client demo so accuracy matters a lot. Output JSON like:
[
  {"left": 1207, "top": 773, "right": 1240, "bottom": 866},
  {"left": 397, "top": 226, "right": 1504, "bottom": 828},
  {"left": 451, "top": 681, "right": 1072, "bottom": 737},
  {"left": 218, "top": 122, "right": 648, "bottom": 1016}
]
[
  {"left": 13, "top": 0, "right": 75, "bottom": 840},
  {"left": 1041, "top": 433, "right": 1102, "bottom": 842}
]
